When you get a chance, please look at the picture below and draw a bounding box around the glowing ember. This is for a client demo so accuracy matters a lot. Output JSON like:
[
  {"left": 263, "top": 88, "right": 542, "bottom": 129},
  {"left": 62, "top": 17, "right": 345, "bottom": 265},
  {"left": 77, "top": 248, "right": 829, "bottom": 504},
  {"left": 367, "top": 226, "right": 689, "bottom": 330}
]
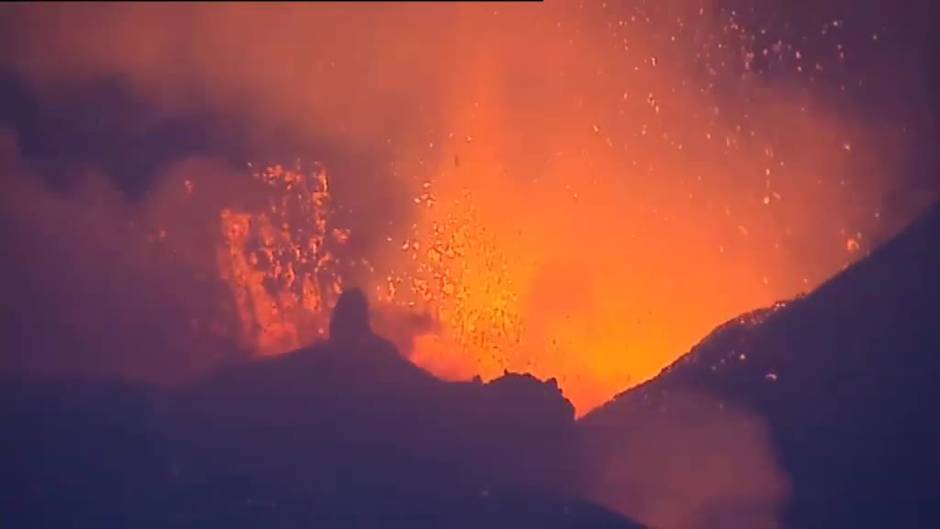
[
  {"left": 380, "top": 185, "right": 524, "bottom": 379},
  {"left": 81, "top": 2, "right": 924, "bottom": 415},
  {"left": 217, "top": 162, "right": 347, "bottom": 355}
]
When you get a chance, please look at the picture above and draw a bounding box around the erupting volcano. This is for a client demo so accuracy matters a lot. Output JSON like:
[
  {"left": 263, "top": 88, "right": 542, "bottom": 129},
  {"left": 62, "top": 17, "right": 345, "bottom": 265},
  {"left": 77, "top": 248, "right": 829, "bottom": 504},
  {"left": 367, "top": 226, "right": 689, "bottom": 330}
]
[
  {"left": 2, "top": 2, "right": 934, "bottom": 413},
  {"left": 1, "top": 2, "right": 938, "bottom": 528},
  {"left": 55, "top": 0, "right": 923, "bottom": 414}
]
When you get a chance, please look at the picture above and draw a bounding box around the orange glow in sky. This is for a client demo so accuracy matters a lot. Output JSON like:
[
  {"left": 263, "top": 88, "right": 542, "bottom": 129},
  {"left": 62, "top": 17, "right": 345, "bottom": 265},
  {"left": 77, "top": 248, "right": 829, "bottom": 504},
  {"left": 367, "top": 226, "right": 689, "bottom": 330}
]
[{"left": 2, "top": 3, "right": 918, "bottom": 414}]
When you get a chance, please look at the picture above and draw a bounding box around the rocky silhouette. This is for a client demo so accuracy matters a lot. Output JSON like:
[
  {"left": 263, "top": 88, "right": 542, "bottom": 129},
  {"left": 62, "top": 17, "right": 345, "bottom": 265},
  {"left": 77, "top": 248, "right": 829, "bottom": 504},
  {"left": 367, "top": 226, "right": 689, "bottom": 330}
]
[{"left": 2, "top": 289, "right": 639, "bottom": 528}]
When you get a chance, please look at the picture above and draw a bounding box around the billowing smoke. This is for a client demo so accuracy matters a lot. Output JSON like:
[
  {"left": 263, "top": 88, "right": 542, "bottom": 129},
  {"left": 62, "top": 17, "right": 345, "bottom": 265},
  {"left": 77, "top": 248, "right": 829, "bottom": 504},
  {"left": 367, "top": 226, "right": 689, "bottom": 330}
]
[
  {"left": 581, "top": 389, "right": 790, "bottom": 528},
  {"left": 0, "top": 136, "right": 245, "bottom": 380}
]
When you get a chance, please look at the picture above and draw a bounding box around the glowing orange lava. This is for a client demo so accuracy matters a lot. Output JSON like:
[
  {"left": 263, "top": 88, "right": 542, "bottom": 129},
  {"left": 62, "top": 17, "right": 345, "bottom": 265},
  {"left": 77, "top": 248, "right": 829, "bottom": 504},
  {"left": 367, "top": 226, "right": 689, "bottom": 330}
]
[
  {"left": 0, "top": 3, "right": 929, "bottom": 417},
  {"left": 378, "top": 185, "right": 525, "bottom": 380},
  {"left": 186, "top": 2, "right": 899, "bottom": 415},
  {"left": 218, "top": 162, "right": 347, "bottom": 355}
]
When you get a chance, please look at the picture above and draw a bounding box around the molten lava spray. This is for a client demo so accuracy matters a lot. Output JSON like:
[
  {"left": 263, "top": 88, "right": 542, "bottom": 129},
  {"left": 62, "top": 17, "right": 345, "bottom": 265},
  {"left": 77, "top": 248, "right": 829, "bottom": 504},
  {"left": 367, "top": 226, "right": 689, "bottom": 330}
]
[
  {"left": 218, "top": 162, "right": 348, "bottom": 355},
  {"left": 353, "top": 3, "right": 915, "bottom": 412},
  {"left": 1, "top": 2, "right": 935, "bottom": 416}
]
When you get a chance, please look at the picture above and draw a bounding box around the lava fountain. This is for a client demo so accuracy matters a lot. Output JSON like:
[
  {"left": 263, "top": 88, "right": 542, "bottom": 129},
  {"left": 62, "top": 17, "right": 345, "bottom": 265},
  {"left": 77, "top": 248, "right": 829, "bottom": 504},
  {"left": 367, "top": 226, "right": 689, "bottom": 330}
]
[{"left": 1, "top": 2, "right": 931, "bottom": 414}]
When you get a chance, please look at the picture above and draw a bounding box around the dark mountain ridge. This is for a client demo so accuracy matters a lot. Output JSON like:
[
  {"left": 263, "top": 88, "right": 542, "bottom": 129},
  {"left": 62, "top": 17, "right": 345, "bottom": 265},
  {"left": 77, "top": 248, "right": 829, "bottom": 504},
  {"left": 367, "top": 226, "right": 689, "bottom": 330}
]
[
  {"left": 581, "top": 203, "right": 940, "bottom": 527},
  {"left": 2, "top": 315, "right": 638, "bottom": 528},
  {"left": 4, "top": 201, "right": 938, "bottom": 528}
]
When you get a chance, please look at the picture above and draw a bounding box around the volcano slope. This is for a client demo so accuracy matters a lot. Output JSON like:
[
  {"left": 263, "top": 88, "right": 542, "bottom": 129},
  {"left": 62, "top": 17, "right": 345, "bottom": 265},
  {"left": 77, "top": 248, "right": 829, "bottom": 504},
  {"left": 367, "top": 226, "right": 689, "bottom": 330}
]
[
  {"left": 580, "top": 204, "right": 940, "bottom": 528},
  {"left": 2, "top": 317, "right": 641, "bottom": 528}
]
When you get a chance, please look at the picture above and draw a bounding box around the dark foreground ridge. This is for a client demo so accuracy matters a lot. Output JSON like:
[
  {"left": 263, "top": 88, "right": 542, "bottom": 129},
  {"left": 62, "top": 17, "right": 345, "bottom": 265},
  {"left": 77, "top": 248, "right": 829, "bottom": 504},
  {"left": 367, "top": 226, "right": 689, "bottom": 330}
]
[
  {"left": 2, "top": 289, "right": 639, "bottom": 528},
  {"left": 581, "top": 203, "right": 940, "bottom": 527},
  {"left": 4, "top": 202, "right": 939, "bottom": 528}
]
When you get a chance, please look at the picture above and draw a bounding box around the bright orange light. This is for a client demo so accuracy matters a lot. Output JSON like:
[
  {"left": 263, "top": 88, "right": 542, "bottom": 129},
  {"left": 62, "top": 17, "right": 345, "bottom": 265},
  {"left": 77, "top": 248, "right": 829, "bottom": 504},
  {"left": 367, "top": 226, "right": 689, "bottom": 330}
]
[
  {"left": 2, "top": 3, "right": 927, "bottom": 418},
  {"left": 217, "top": 162, "right": 347, "bottom": 355},
  {"left": 178, "top": 3, "right": 898, "bottom": 415}
]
